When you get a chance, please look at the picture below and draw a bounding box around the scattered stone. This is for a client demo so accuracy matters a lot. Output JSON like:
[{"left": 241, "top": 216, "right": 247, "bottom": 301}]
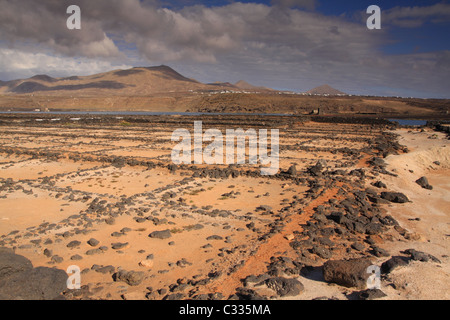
[
  {"left": 70, "top": 254, "right": 83, "bottom": 261},
  {"left": 105, "top": 218, "right": 115, "bottom": 225},
  {"left": 264, "top": 277, "right": 304, "bottom": 297},
  {"left": 373, "top": 181, "right": 387, "bottom": 189},
  {"left": 365, "top": 223, "right": 384, "bottom": 235},
  {"left": 67, "top": 240, "right": 81, "bottom": 248},
  {"left": 415, "top": 177, "right": 433, "bottom": 190},
  {"left": 163, "top": 293, "right": 186, "bottom": 300},
  {"left": 380, "top": 256, "right": 410, "bottom": 274},
  {"left": 404, "top": 232, "right": 422, "bottom": 241},
  {"left": 351, "top": 242, "right": 365, "bottom": 252},
  {"left": 87, "top": 238, "right": 99, "bottom": 247},
  {"left": 380, "top": 192, "right": 410, "bottom": 203},
  {"left": 308, "top": 159, "right": 327, "bottom": 176},
  {"left": 121, "top": 291, "right": 146, "bottom": 300},
  {"left": 287, "top": 165, "right": 297, "bottom": 176},
  {"left": 51, "top": 255, "right": 64, "bottom": 264},
  {"left": 244, "top": 274, "right": 271, "bottom": 287},
  {"left": 111, "top": 242, "right": 129, "bottom": 250},
  {"left": 311, "top": 245, "right": 332, "bottom": 259},
  {"left": 402, "top": 249, "right": 441, "bottom": 263},
  {"left": 176, "top": 258, "right": 192, "bottom": 268},
  {"left": 206, "top": 235, "right": 223, "bottom": 241},
  {"left": 96, "top": 265, "right": 115, "bottom": 274},
  {"left": 113, "top": 270, "right": 145, "bottom": 286},
  {"left": 235, "top": 287, "right": 267, "bottom": 300},
  {"left": 86, "top": 248, "right": 103, "bottom": 256},
  {"left": 139, "top": 259, "right": 154, "bottom": 269},
  {"left": 149, "top": 230, "right": 172, "bottom": 239},
  {"left": 43, "top": 248, "right": 53, "bottom": 258},
  {"left": 370, "top": 246, "right": 390, "bottom": 257},
  {"left": 284, "top": 234, "right": 295, "bottom": 241},
  {"left": 323, "top": 258, "right": 373, "bottom": 289},
  {"left": 256, "top": 205, "right": 272, "bottom": 212},
  {"left": 111, "top": 232, "right": 124, "bottom": 237},
  {"left": 355, "top": 288, "right": 387, "bottom": 300}
]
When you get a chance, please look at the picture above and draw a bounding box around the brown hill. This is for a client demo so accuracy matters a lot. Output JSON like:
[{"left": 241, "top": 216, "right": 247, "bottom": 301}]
[
  {"left": 0, "top": 66, "right": 448, "bottom": 118},
  {"left": 234, "top": 80, "right": 274, "bottom": 92},
  {"left": 306, "top": 84, "right": 347, "bottom": 96},
  {"left": 0, "top": 65, "right": 235, "bottom": 96},
  {"left": 206, "top": 82, "right": 238, "bottom": 90},
  {"left": 0, "top": 66, "right": 279, "bottom": 96}
]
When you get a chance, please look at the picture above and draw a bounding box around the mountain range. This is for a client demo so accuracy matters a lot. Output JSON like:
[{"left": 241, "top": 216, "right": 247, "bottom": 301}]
[
  {"left": 306, "top": 84, "right": 347, "bottom": 96},
  {"left": 0, "top": 65, "right": 345, "bottom": 96}
]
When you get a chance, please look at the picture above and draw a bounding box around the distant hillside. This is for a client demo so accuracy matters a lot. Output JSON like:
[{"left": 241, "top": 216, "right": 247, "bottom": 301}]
[
  {"left": 206, "top": 82, "right": 238, "bottom": 89},
  {"left": 234, "top": 80, "right": 273, "bottom": 92},
  {"left": 0, "top": 64, "right": 279, "bottom": 97},
  {"left": 307, "top": 84, "right": 347, "bottom": 96},
  {"left": 0, "top": 65, "right": 448, "bottom": 118},
  {"left": 0, "top": 65, "right": 237, "bottom": 96}
]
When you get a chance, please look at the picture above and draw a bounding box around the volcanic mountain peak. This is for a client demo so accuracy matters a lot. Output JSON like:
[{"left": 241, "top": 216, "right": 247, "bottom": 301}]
[
  {"left": 234, "top": 80, "right": 274, "bottom": 92},
  {"left": 307, "top": 84, "right": 347, "bottom": 96},
  {"left": 30, "top": 74, "right": 57, "bottom": 83},
  {"left": 235, "top": 80, "right": 260, "bottom": 90},
  {"left": 133, "top": 65, "right": 199, "bottom": 83},
  {"left": 0, "top": 65, "right": 211, "bottom": 95},
  {"left": 207, "top": 81, "right": 237, "bottom": 88}
]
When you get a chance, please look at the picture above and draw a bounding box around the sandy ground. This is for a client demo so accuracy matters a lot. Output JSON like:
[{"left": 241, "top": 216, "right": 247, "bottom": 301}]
[
  {"left": 377, "top": 128, "right": 450, "bottom": 299},
  {"left": 0, "top": 117, "right": 448, "bottom": 300},
  {"left": 284, "top": 127, "right": 450, "bottom": 300}
]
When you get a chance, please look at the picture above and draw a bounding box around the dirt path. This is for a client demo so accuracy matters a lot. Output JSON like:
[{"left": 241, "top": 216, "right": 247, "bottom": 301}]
[{"left": 203, "top": 186, "right": 342, "bottom": 297}]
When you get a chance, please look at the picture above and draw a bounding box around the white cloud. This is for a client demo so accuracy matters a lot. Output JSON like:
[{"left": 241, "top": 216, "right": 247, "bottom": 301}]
[
  {"left": 383, "top": 3, "right": 450, "bottom": 28},
  {"left": 271, "top": 0, "right": 317, "bottom": 10},
  {"left": 0, "top": 48, "right": 132, "bottom": 80}
]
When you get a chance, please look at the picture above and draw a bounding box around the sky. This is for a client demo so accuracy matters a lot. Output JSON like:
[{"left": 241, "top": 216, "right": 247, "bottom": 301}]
[{"left": 0, "top": 0, "right": 449, "bottom": 98}]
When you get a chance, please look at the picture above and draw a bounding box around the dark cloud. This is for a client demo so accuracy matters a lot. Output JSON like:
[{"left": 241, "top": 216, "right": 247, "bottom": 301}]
[{"left": 0, "top": 0, "right": 123, "bottom": 58}]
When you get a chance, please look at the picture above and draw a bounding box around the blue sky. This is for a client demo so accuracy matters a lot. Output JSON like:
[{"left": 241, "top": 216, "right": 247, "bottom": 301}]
[
  {"left": 163, "top": 0, "right": 450, "bottom": 55},
  {"left": 0, "top": 0, "right": 449, "bottom": 98}
]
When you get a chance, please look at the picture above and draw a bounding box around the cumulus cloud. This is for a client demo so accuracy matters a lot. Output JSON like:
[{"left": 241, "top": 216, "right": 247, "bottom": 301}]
[
  {"left": 271, "top": 0, "right": 317, "bottom": 10},
  {"left": 0, "top": 0, "right": 123, "bottom": 58},
  {"left": 383, "top": 3, "right": 450, "bottom": 28},
  {"left": 0, "top": 48, "right": 132, "bottom": 80}
]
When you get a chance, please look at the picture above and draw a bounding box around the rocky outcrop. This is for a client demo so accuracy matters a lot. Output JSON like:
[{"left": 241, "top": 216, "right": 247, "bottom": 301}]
[
  {"left": 322, "top": 258, "right": 373, "bottom": 289},
  {"left": 0, "top": 248, "right": 68, "bottom": 300}
]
